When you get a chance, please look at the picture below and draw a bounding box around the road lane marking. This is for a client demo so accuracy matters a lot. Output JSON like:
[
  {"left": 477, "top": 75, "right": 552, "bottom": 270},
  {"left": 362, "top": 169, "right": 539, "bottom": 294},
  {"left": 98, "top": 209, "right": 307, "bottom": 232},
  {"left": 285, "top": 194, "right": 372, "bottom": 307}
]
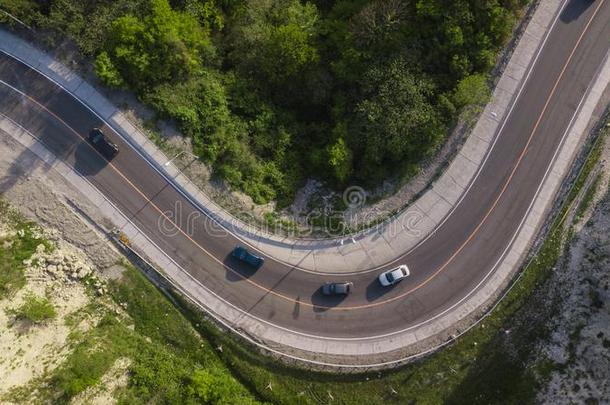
[
  {"left": 0, "top": 0, "right": 606, "bottom": 313},
  {"left": 397, "top": 0, "right": 608, "bottom": 298},
  {"left": 0, "top": 0, "right": 573, "bottom": 280}
]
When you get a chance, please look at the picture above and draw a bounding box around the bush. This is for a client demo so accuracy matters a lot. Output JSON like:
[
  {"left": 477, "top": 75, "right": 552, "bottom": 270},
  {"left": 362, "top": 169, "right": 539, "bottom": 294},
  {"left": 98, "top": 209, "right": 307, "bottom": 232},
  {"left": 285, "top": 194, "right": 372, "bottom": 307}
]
[
  {"left": 97, "top": 0, "right": 214, "bottom": 91},
  {"left": 94, "top": 51, "right": 125, "bottom": 88},
  {"left": 11, "top": 293, "right": 56, "bottom": 323},
  {"left": 7, "top": 0, "right": 529, "bottom": 204},
  {"left": 146, "top": 72, "right": 230, "bottom": 142},
  {"left": 453, "top": 73, "right": 491, "bottom": 109},
  {"left": 326, "top": 127, "right": 352, "bottom": 183},
  {"left": 189, "top": 368, "right": 258, "bottom": 405}
]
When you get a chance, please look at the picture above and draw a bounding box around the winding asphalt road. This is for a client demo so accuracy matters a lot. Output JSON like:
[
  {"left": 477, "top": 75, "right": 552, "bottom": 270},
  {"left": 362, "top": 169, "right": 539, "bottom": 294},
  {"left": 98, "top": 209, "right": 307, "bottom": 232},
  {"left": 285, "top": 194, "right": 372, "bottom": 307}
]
[{"left": 0, "top": 0, "right": 609, "bottom": 341}]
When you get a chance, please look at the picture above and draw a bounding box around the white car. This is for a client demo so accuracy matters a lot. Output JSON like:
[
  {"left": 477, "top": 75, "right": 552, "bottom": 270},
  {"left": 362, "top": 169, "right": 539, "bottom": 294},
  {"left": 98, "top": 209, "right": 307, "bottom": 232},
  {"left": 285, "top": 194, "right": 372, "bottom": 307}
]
[{"left": 378, "top": 265, "right": 410, "bottom": 287}]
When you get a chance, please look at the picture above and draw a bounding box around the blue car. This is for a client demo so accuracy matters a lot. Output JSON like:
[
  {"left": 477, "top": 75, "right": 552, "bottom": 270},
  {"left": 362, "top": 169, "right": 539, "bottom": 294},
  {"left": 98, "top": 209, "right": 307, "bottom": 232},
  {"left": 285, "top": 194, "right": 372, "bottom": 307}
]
[{"left": 231, "top": 246, "right": 264, "bottom": 268}]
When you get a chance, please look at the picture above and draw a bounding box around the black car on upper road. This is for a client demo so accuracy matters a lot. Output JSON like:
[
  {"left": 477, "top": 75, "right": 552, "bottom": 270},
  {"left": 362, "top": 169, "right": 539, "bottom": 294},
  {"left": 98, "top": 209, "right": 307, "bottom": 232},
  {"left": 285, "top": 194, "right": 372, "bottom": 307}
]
[
  {"left": 231, "top": 246, "right": 264, "bottom": 268},
  {"left": 88, "top": 128, "right": 119, "bottom": 160}
]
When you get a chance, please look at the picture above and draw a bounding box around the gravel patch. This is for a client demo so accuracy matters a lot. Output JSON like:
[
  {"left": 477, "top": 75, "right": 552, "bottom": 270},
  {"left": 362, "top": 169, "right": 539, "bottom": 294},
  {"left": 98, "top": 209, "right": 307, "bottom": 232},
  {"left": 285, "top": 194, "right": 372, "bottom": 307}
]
[{"left": 536, "top": 137, "right": 610, "bottom": 403}]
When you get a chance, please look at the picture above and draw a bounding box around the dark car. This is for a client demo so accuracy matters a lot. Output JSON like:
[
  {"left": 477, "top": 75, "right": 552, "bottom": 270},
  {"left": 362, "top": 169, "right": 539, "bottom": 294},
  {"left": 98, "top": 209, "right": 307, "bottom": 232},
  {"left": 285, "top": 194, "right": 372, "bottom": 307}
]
[
  {"left": 88, "top": 128, "right": 119, "bottom": 159},
  {"left": 231, "top": 246, "right": 264, "bottom": 268},
  {"left": 322, "top": 282, "right": 353, "bottom": 296}
]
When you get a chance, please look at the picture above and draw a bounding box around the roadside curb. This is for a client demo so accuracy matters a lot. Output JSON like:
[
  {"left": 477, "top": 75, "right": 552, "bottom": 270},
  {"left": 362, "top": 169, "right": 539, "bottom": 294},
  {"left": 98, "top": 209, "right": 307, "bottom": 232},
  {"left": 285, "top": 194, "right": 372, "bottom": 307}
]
[
  {"left": 0, "top": 1, "right": 609, "bottom": 367},
  {"left": 0, "top": 0, "right": 566, "bottom": 274}
]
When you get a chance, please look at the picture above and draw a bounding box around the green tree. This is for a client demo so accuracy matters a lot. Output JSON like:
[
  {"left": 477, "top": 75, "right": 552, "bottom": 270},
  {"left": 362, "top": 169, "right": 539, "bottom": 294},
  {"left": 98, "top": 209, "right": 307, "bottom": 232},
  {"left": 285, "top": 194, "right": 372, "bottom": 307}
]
[
  {"left": 183, "top": 0, "right": 225, "bottom": 30},
  {"left": 452, "top": 73, "right": 490, "bottom": 109},
  {"left": 263, "top": 22, "right": 319, "bottom": 81},
  {"left": 351, "top": 56, "right": 445, "bottom": 178},
  {"left": 229, "top": 0, "right": 320, "bottom": 85},
  {"left": 327, "top": 123, "right": 352, "bottom": 183},
  {"left": 96, "top": 0, "right": 213, "bottom": 90},
  {"left": 0, "top": 0, "right": 41, "bottom": 27},
  {"left": 351, "top": 0, "right": 408, "bottom": 50}
]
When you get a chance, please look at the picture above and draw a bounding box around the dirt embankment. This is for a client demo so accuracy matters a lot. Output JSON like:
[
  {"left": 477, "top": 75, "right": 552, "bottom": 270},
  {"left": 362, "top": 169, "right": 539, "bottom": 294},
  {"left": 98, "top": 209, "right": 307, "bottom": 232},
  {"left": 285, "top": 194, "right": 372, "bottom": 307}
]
[
  {"left": 0, "top": 134, "right": 129, "bottom": 402},
  {"left": 537, "top": 183, "right": 610, "bottom": 402},
  {"left": 527, "top": 131, "right": 610, "bottom": 403}
]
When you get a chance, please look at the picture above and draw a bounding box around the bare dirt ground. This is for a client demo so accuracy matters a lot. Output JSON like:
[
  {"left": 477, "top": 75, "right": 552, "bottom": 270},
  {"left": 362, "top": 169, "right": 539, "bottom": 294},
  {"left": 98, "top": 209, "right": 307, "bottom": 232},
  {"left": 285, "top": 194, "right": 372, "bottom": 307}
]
[
  {"left": 527, "top": 131, "right": 610, "bottom": 403},
  {"left": 0, "top": 134, "right": 130, "bottom": 402},
  {"left": 0, "top": 238, "right": 96, "bottom": 396},
  {"left": 537, "top": 178, "right": 610, "bottom": 402},
  {"left": 0, "top": 134, "right": 119, "bottom": 270}
]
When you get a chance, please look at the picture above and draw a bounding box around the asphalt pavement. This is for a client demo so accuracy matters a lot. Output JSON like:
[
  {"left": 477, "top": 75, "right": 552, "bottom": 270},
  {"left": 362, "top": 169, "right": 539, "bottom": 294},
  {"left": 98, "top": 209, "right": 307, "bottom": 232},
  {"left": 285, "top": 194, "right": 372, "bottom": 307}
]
[{"left": 0, "top": 0, "right": 609, "bottom": 342}]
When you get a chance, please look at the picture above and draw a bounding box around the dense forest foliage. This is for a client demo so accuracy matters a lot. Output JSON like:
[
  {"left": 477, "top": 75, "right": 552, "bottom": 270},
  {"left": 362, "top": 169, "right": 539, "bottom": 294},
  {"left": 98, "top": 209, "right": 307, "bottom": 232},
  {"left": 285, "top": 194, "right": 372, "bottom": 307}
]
[{"left": 2, "top": 0, "right": 529, "bottom": 205}]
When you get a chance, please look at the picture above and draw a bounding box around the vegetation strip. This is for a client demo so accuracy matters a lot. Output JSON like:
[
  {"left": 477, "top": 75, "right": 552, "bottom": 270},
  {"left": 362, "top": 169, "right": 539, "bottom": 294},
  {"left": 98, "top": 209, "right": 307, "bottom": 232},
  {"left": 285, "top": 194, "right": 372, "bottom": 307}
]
[
  {"left": 0, "top": 90, "right": 606, "bottom": 405},
  {"left": 1, "top": 0, "right": 529, "bottom": 205},
  {"left": 160, "top": 114, "right": 610, "bottom": 404},
  {"left": 0, "top": 201, "right": 260, "bottom": 404}
]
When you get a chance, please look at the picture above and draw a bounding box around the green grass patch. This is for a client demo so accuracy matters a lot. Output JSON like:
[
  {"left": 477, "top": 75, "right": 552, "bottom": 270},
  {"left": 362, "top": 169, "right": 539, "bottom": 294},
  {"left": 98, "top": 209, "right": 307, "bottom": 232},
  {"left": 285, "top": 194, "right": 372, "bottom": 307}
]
[
  {"left": 112, "top": 266, "right": 259, "bottom": 404},
  {"left": 575, "top": 172, "right": 602, "bottom": 223},
  {"left": 40, "top": 264, "right": 258, "bottom": 404},
  {"left": 0, "top": 200, "right": 53, "bottom": 298},
  {"left": 10, "top": 292, "right": 56, "bottom": 323},
  {"left": 263, "top": 212, "right": 299, "bottom": 235}
]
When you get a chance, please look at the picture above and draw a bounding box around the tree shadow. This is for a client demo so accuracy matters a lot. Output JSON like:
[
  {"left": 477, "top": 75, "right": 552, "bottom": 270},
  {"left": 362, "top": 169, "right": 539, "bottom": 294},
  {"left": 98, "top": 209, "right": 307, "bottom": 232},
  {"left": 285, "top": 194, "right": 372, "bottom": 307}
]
[
  {"left": 560, "top": 0, "right": 595, "bottom": 23},
  {"left": 443, "top": 325, "right": 542, "bottom": 405},
  {"left": 444, "top": 267, "right": 562, "bottom": 405},
  {"left": 0, "top": 143, "right": 44, "bottom": 193},
  {"left": 0, "top": 85, "right": 84, "bottom": 192}
]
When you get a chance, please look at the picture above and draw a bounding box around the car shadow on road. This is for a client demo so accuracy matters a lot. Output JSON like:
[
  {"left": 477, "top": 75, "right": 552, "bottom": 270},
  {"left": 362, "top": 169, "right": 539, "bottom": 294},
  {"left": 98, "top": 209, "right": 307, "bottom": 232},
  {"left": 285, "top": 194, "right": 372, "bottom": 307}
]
[
  {"left": 310, "top": 287, "right": 348, "bottom": 313},
  {"left": 223, "top": 255, "right": 259, "bottom": 282},
  {"left": 365, "top": 278, "right": 397, "bottom": 302},
  {"left": 73, "top": 140, "right": 107, "bottom": 177},
  {"left": 560, "top": 0, "right": 595, "bottom": 23}
]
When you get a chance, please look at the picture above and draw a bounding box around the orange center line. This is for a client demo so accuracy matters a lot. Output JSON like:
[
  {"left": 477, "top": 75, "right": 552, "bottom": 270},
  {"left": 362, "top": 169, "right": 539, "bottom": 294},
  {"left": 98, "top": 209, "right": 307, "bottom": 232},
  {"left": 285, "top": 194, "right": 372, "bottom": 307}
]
[{"left": 1, "top": 1, "right": 604, "bottom": 312}]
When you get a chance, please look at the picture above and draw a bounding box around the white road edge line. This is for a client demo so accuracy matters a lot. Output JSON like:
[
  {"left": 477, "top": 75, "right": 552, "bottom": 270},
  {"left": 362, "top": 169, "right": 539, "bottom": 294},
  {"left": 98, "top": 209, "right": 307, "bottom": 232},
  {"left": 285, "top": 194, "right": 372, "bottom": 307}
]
[
  {"left": 0, "top": 1, "right": 605, "bottom": 367},
  {"left": 0, "top": 0, "right": 571, "bottom": 277},
  {"left": 0, "top": 40, "right": 606, "bottom": 347}
]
